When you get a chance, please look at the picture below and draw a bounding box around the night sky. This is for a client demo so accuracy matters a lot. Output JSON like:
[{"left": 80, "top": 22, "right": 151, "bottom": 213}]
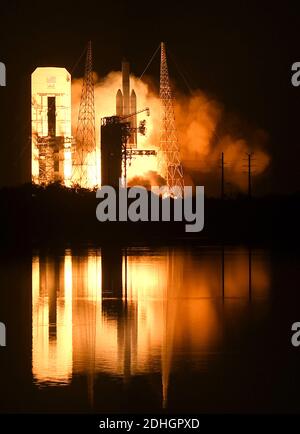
[{"left": 1, "top": 0, "right": 300, "bottom": 194}]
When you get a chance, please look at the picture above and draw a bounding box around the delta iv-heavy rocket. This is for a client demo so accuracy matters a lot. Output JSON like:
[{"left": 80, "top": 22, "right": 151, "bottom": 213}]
[{"left": 116, "top": 60, "right": 137, "bottom": 147}]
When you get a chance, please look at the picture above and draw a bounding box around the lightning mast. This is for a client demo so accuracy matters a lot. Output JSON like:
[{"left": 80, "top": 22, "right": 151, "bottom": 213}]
[
  {"left": 159, "top": 42, "right": 184, "bottom": 195},
  {"left": 73, "top": 41, "right": 97, "bottom": 188}
]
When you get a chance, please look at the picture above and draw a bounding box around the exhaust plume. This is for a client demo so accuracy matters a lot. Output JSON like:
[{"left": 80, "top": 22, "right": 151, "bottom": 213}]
[{"left": 72, "top": 73, "right": 270, "bottom": 195}]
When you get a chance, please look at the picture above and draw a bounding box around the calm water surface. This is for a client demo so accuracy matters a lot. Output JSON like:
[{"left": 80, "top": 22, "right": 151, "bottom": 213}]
[{"left": 0, "top": 245, "right": 299, "bottom": 413}]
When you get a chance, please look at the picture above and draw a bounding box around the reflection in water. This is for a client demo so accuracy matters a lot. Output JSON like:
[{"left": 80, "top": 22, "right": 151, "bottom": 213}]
[
  {"left": 32, "top": 254, "right": 73, "bottom": 385},
  {"left": 32, "top": 247, "right": 270, "bottom": 407}
]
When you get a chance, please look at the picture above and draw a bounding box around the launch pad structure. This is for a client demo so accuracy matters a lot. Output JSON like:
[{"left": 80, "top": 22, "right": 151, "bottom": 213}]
[
  {"left": 101, "top": 108, "right": 156, "bottom": 189},
  {"left": 31, "top": 42, "right": 184, "bottom": 194},
  {"left": 31, "top": 67, "right": 72, "bottom": 185}
]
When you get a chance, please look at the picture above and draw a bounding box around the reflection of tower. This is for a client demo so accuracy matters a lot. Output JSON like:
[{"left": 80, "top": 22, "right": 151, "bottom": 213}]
[
  {"left": 159, "top": 42, "right": 184, "bottom": 195},
  {"left": 31, "top": 67, "right": 72, "bottom": 185},
  {"left": 73, "top": 41, "right": 97, "bottom": 188},
  {"left": 101, "top": 246, "right": 137, "bottom": 382},
  {"left": 161, "top": 250, "right": 181, "bottom": 409},
  {"left": 116, "top": 60, "right": 137, "bottom": 147},
  {"left": 101, "top": 246, "right": 123, "bottom": 299}
]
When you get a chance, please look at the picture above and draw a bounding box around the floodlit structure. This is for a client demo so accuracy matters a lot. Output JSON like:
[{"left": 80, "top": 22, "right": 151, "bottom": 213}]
[
  {"left": 31, "top": 67, "right": 72, "bottom": 185},
  {"left": 30, "top": 43, "right": 183, "bottom": 191}
]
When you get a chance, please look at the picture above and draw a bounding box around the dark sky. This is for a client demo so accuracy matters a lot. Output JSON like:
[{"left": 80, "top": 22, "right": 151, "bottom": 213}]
[{"left": 0, "top": 0, "right": 300, "bottom": 194}]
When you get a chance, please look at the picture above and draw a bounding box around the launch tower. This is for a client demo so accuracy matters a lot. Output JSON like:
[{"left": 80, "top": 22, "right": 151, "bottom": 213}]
[
  {"left": 73, "top": 41, "right": 97, "bottom": 188},
  {"left": 159, "top": 42, "right": 184, "bottom": 195}
]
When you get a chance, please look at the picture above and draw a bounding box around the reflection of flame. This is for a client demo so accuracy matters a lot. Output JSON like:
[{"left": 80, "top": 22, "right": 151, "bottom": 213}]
[
  {"left": 31, "top": 247, "right": 270, "bottom": 406},
  {"left": 32, "top": 255, "right": 73, "bottom": 385}
]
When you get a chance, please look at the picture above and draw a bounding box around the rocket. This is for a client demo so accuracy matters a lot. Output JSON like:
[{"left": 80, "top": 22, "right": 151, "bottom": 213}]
[{"left": 116, "top": 60, "right": 137, "bottom": 147}]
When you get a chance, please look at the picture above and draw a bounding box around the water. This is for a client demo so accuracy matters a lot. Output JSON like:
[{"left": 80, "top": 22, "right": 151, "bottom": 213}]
[{"left": 0, "top": 245, "right": 300, "bottom": 413}]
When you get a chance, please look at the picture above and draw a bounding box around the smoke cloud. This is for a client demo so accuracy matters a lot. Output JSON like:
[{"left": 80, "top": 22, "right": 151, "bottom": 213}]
[
  {"left": 72, "top": 72, "right": 270, "bottom": 195},
  {"left": 127, "top": 170, "right": 166, "bottom": 189},
  {"left": 174, "top": 90, "right": 270, "bottom": 193}
]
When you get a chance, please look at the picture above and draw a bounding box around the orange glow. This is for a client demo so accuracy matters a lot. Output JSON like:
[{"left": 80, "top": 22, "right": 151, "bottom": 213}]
[
  {"left": 71, "top": 73, "right": 270, "bottom": 191},
  {"left": 31, "top": 68, "right": 72, "bottom": 186},
  {"left": 72, "top": 72, "right": 163, "bottom": 187},
  {"left": 32, "top": 67, "right": 270, "bottom": 191},
  {"left": 32, "top": 247, "right": 270, "bottom": 399},
  {"left": 32, "top": 255, "right": 73, "bottom": 385},
  {"left": 175, "top": 91, "right": 270, "bottom": 191}
]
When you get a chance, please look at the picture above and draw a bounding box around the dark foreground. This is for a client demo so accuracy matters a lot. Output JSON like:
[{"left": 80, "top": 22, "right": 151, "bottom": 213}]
[{"left": 0, "top": 184, "right": 299, "bottom": 248}]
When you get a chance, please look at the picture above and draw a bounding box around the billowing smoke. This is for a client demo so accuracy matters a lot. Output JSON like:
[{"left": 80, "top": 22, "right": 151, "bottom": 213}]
[
  {"left": 127, "top": 170, "right": 166, "bottom": 189},
  {"left": 174, "top": 90, "right": 270, "bottom": 193},
  {"left": 72, "top": 72, "right": 270, "bottom": 195}
]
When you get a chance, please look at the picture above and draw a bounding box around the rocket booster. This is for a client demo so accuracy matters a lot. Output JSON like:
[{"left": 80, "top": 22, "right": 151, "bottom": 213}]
[{"left": 116, "top": 89, "right": 123, "bottom": 116}]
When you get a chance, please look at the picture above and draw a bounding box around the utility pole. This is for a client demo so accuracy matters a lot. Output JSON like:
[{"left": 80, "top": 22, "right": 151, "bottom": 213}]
[
  {"left": 221, "top": 245, "right": 225, "bottom": 300},
  {"left": 221, "top": 151, "right": 225, "bottom": 200},
  {"left": 247, "top": 152, "right": 254, "bottom": 198},
  {"left": 248, "top": 246, "right": 252, "bottom": 301}
]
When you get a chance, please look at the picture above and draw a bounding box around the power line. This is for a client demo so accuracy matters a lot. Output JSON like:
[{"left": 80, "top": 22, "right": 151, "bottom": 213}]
[
  {"left": 139, "top": 44, "right": 161, "bottom": 80},
  {"left": 71, "top": 43, "right": 88, "bottom": 76},
  {"left": 167, "top": 48, "right": 195, "bottom": 95}
]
